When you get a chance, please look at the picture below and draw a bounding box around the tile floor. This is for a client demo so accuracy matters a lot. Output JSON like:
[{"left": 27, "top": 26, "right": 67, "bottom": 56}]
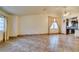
[{"left": 0, "top": 34, "right": 79, "bottom": 52}]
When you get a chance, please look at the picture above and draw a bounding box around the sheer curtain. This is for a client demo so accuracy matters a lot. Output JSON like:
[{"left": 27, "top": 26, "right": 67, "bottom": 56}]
[{"left": 50, "top": 18, "right": 58, "bottom": 30}]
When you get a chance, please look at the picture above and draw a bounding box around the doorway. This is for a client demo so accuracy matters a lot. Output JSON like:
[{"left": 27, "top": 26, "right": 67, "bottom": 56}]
[
  {"left": 48, "top": 16, "right": 61, "bottom": 34},
  {"left": 66, "top": 17, "right": 78, "bottom": 34}
]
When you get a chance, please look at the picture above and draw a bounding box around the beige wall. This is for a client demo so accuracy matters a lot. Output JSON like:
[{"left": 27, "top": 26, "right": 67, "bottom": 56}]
[
  {"left": 6, "top": 15, "right": 12, "bottom": 40},
  {"left": 9, "top": 16, "right": 20, "bottom": 37},
  {"left": 10, "top": 14, "right": 62, "bottom": 35},
  {"left": 19, "top": 15, "right": 48, "bottom": 35}
]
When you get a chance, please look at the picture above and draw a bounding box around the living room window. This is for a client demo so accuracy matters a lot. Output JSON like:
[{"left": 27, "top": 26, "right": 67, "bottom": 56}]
[
  {"left": 50, "top": 18, "right": 58, "bottom": 30},
  {"left": 0, "top": 16, "right": 5, "bottom": 31}
]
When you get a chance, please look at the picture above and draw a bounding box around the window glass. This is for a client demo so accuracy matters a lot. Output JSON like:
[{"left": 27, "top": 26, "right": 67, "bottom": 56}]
[
  {"left": 0, "top": 17, "right": 5, "bottom": 31},
  {"left": 50, "top": 18, "right": 58, "bottom": 30}
]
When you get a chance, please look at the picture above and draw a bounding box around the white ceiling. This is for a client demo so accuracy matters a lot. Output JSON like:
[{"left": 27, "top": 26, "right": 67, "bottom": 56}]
[{"left": 1, "top": 6, "right": 79, "bottom": 16}]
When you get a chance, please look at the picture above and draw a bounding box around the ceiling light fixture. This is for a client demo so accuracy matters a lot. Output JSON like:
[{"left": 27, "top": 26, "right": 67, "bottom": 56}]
[
  {"left": 63, "top": 7, "right": 70, "bottom": 16},
  {"left": 40, "top": 8, "right": 47, "bottom": 15}
]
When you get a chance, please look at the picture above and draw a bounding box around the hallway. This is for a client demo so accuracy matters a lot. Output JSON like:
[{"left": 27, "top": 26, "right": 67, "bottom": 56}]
[{"left": 0, "top": 34, "right": 78, "bottom": 52}]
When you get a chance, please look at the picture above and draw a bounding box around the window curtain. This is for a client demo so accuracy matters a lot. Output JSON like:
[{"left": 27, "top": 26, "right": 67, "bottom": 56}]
[{"left": 48, "top": 16, "right": 61, "bottom": 34}]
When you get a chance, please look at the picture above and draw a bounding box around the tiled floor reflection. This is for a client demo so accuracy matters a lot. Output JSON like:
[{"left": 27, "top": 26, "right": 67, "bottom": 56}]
[{"left": 0, "top": 34, "right": 79, "bottom": 52}]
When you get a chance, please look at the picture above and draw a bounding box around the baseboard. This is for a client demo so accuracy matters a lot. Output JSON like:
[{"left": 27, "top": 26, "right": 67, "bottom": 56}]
[
  {"left": 18, "top": 33, "right": 49, "bottom": 37},
  {"left": 9, "top": 33, "right": 63, "bottom": 38},
  {"left": 48, "top": 33, "right": 62, "bottom": 35},
  {"left": 9, "top": 36, "right": 18, "bottom": 39},
  {"left": 60, "top": 33, "right": 67, "bottom": 35}
]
